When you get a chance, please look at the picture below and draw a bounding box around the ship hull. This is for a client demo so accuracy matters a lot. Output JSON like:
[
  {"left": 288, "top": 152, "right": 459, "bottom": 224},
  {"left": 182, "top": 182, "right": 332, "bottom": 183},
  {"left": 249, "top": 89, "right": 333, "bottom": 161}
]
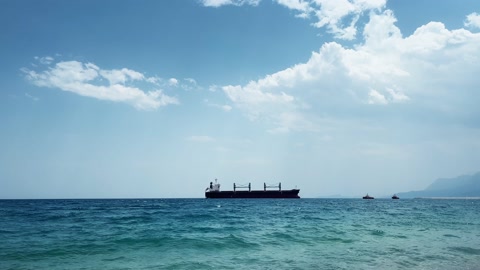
[{"left": 205, "top": 190, "right": 300, "bottom": 199}]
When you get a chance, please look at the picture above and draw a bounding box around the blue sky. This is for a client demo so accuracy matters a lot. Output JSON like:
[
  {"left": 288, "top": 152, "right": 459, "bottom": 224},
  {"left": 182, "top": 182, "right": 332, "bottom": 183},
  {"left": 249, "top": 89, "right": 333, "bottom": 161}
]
[{"left": 1, "top": 0, "right": 480, "bottom": 198}]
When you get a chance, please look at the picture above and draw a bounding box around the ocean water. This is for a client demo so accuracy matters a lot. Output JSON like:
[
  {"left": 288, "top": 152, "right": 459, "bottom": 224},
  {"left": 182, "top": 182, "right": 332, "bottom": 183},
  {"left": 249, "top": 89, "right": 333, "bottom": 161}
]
[{"left": 1, "top": 199, "right": 479, "bottom": 270}]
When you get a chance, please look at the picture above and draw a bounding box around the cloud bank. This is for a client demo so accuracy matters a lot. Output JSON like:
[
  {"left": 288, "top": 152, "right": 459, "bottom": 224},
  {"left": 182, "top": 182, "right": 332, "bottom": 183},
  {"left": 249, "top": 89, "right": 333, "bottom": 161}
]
[
  {"left": 23, "top": 59, "right": 178, "bottom": 110},
  {"left": 202, "top": 0, "right": 387, "bottom": 40},
  {"left": 222, "top": 10, "right": 480, "bottom": 132}
]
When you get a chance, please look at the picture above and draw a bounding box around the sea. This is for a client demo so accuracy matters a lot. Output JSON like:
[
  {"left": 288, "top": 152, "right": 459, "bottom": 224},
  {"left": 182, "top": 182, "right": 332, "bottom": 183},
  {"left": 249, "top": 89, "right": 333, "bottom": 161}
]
[{"left": 1, "top": 198, "right": 479, "bottom": 270}]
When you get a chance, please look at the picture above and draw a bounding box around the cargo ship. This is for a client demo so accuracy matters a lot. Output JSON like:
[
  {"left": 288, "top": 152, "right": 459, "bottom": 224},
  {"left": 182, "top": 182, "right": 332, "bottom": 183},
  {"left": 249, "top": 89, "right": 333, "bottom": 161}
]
[{"left": 205, "top": 179, "right": 300, "bottom": 199}]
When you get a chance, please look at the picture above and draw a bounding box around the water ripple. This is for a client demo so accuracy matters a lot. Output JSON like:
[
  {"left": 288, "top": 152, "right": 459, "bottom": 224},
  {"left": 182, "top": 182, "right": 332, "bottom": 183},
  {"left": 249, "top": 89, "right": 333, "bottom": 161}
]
[{"left": 1, "top": 198, "right": 480, "bottom": 269}]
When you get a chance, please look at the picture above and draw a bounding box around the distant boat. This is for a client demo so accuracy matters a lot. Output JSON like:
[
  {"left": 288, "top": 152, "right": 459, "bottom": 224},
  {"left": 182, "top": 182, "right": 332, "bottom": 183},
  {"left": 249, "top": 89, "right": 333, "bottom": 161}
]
[
  {"left": 363, "top": 194, "right": 374, "bottom": 199},
  {"left": 392, "top": 194, "right": 399, "bottom": 199}
]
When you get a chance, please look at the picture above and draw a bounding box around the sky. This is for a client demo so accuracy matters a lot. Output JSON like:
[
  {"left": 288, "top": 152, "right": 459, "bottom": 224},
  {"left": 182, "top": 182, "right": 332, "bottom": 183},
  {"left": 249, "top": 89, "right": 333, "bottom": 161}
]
[{"left": 1, "top": 0, "right": 480, "bottom": 199}]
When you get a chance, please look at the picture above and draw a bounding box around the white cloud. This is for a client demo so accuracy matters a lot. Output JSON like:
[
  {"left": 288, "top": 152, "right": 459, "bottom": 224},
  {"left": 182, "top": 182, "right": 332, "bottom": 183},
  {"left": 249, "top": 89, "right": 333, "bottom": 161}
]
[
  {"left": 368, "top": 89, "right": 387, "bottom": 105},
  {"left": 362, "top": 9, "right": 402, "bottom": 50},
  {"left": 25, "top": 93, "right": 39, "bottom": 101},
  {"left": 386, "top": 88, "right": 409, "bottom": 103},
  {"left": 465, "top": 12, "right": 480, "bottom": 29},
  {"left": 23, "top": 60, "right": 178, "bottom": 110},
  {"left": 222, "top": 9, "right": 480, "bottom": 132},
  {"left": 201, "top": 0, "right": 260, "bottom": 7},
  {"left": 185, "top": 78, "right": 197, "bottom": 85},
  {"left": 208, "top": 85, "right": 221, "bottom": 92},
  {"left": 275, "top": 0, "right": 312, "bottom": 18},
  {"left": 277, "top": 0, "right": 387, "bottom": 40},
  {"left": 99, "top": 68, "right": 144, "bottom": 85},
  {"left": 34, "top": 56, "right": 54, "bottom": 65},
  {"left": 221, "top": 104, "right": 233, "bottom": 111},
  {"left": 186, "top": 135, "right": 215, "bottom": 142},
  {"left": 179, "top": 78, "right": 202, "bottom": 91},
  {"left": 144, "top": 76, "right": 202, "bottom": 91},
  {"left": 223, "top": 83, "right": 297, "bottom": 125},
  {"left": 223, "top": 85, "right": 294, "bottom": 105},
  {"left": 146, "top": 76, "right": 161, "bottom": 85},
  {"left": 168, "top": 78, "right": 178, "bottom": 86},
  {"left": 203, "top": 0, "right": 386, "bottom": 40}
]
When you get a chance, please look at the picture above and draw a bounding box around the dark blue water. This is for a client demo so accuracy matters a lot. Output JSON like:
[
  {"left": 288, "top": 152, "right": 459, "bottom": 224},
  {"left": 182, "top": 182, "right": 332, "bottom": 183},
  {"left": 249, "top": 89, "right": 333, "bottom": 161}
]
[{"left": 1, "top": 199, "right": 479, "bottom": 269}]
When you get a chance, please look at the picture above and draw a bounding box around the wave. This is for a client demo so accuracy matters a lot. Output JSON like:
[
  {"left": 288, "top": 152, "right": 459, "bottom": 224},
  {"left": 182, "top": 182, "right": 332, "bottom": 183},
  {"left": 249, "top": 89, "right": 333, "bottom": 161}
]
[{"left": 449, "top": 246, "right": 480, "bottom": 255}]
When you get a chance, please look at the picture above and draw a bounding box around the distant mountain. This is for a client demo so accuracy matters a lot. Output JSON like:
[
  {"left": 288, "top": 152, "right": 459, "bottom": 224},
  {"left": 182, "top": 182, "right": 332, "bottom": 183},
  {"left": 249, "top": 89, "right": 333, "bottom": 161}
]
[{"left": 397, "top": 172, "right": 480, "bottom": 198}]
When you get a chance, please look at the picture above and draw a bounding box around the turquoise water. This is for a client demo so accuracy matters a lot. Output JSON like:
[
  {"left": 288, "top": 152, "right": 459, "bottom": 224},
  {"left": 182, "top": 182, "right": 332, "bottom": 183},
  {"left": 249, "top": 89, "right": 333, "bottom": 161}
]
[{"left": 1, "top": 199, "right": 479, "bottom": 269}]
